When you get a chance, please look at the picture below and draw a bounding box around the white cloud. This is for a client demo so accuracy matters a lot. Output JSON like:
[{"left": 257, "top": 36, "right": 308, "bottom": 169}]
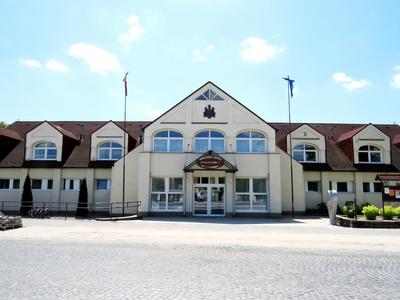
[
  {"left": 192, "top": 45, "right": 215, "bottom": 62},
  {"left": 19, "top": 58, "right": 42, "bottom": 69},
  {"left": 69, "top": 43, "right": 122, "bottom": 75},
  {"left": 393, "top": 65, "right": 400, "bottom": 72},
  {"left": 391, "top": 74, "right": 400, "bottom": 88},
  {"left": 45, "top": 59, "right": 69, "bottom": 72},
  {"left": 240, "top": 37, "right": 284, "bottom": 63},
  {"left": 108, "top": 89, "right": 124, "bottom": 98},
  {"left": 118, "top": 15, "right": 144, "bottom": 44},
  {"left": 332, "top": 72, "right": 370, "bottom": 91}
]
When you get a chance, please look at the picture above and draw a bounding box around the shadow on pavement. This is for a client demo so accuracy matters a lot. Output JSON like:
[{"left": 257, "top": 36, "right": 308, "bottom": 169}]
[{"left": 139, "top": 216, "right": 321, "bottom": 225}]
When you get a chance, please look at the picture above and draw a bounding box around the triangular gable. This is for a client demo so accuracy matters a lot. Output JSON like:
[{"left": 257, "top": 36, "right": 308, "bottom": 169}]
[
  {"left": 143, "top": 81, "right": 276, "bottom": 131},
  {"left": 183, "top": 150, "right": 238, "bottom": 173}
]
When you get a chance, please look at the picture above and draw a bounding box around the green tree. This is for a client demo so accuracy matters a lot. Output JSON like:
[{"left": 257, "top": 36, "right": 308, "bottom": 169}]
[
  {"left": 20, "top": 175, "right": 33, "bottom": 215},
  {"left": 0, "top": 121, "right": 7, "bottom": 129},
  {"left": 75, "top": 178, "right": 89, "bottom": 218}
]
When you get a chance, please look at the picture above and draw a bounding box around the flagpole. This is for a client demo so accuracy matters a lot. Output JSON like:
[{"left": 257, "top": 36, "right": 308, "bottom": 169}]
[
  {"left": 122, "top": 72, "right": 128, "bottom": 217},
  {"left": 283, "top": 75, "right": 295, "bottom": 218}
]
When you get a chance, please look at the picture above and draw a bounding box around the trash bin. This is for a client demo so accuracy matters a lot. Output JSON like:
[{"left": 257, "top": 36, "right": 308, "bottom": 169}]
[{"left": 327, "top": 190, "right": 338, "bottom": 225}]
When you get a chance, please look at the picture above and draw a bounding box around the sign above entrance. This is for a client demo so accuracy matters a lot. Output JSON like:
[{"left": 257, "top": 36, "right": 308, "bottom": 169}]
[{"left": 197, "top": 156, "right": 224, "bottom": 169}]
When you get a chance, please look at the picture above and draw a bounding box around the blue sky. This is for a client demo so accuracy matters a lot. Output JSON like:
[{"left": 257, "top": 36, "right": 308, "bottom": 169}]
[{"left": 1, "top": 0, "right": 399, "bottom": 125}]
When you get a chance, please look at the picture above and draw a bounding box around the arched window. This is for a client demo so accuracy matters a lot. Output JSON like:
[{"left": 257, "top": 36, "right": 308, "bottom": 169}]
[
  {"left": 153, "top": 130, "right": 183, "bottom": 152},
  {"left": 358, "top": 145, "right": 382, "bottom": 163},
  {"left": 236, "top": 131, "right": 266, "bottom": 153},
  {"left": 97, "top": 142, "right": 123, "bottom": 160},
  {"left": 293, "top": 144, "right": 317, "bottom": 162},
  {"left": 195, "top": 130, "right": 224, "bottom": 153},
  {"left": 33, "top": 141, "right": 57, "bottom": 160}
]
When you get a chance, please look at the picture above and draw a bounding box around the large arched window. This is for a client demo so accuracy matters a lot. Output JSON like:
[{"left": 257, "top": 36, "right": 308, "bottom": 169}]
[
  {"left": 153, "top": 130, "right": 183, "bottom": 152},
  {"left": 33, "top": 141, "right": 57, "bottom": 160},
  {"left": 358, "top": 145, "right": 382, "bottom": 163},
  {"left": 236, "top": 131, "right": 266, "bottom": 153},
  {"left": 194, "top": 130, "right": 224, "bottom": 153},
  {"left": 293, "top": 144, "right": 317, "bottom": 162},
  {"left": 97, "top": 142, "right": 123, "bottom": 160}
]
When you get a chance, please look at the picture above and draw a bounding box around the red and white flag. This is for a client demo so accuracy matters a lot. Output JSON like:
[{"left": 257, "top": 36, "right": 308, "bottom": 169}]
[{"left": 123, "top": 72, "right": 128, "bottom": 96}]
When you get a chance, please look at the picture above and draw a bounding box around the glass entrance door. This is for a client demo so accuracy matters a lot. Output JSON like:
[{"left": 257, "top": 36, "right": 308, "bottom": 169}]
[{"left": 193, "top": 185, "right": 225, "bottom": 216}]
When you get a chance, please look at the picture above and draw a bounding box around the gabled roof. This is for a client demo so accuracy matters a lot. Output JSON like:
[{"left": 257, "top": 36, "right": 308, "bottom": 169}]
[
  {"left": 271, "top": 122, "right": 400, "bottom": 172},
  {"left": 0, "top": 121, "right": 149, "bottom": 168},
  {"left": 144, "top": 81, "right": 276, "bottom": 131}
]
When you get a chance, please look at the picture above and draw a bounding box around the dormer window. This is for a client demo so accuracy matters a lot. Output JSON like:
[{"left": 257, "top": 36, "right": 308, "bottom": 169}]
[
  {"left": 195, "top": 89, "right": 224, "bottom": 100},
  {"left": 33, "top": 141, "right": 57, "bottom": 160},
  {"left": 293, "top": 144, "right": 317, "bottom": 162},
  {"left": 97, "top": 142, "right": 123, "bottom": 160},
  {"left": 358, "top": 145, "right": 382, "bottom": 163}
]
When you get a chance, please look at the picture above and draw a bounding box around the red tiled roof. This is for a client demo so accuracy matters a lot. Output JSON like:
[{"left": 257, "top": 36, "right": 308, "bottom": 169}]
[
  {"left": 0, "top": 128, "right": 22, "bottom": 141},
  {"left": 0, "top": 121, "right": 150, "bottom": 168},
  {"left": 270, "top": 122, "right": 400, "bottom": 172}
]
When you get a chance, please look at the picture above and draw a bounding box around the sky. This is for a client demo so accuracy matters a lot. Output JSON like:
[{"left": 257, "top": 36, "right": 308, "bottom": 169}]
[{"left": 1, "top": 0, "right": 400, "bottom": 125}]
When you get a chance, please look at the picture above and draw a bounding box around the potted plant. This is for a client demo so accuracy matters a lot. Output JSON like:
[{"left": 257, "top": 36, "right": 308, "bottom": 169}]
[
  {"left": 379, "top": 205, "right": 396, "bottom": 220},
  {"left": 361, "top": 205, "right": 379, "bottom": 220}
]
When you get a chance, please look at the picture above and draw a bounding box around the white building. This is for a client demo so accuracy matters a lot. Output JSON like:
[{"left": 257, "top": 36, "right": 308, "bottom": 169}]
[{"left": 1, "top": 82, "right": 400, "bottom": 216}]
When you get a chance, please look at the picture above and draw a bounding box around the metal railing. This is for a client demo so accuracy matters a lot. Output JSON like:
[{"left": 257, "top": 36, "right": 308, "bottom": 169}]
[{"left": 0, "top": 200, "right": 141, "bottom": 219}]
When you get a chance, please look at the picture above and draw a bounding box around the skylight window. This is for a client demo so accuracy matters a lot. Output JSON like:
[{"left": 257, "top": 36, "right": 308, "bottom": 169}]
[{"left": 195, "top": 89, "right": 224, "bottom": 100}]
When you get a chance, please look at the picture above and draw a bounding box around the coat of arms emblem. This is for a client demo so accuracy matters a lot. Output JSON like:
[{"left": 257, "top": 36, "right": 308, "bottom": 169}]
[{"left": 203, "top": 105, "right": 216, "bottom": 119}]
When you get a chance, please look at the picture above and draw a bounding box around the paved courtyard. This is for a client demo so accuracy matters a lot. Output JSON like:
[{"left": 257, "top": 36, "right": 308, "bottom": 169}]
[{"left": 1, "top": 217, "right": 400, "bottom": 299}]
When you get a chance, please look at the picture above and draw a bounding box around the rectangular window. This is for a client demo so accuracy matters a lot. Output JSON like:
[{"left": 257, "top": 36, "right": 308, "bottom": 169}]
[
  {"left": 363, "top": 182, "right": 370, "bottom": 193},
  {"left": 31, "top": 179, "right": 52, "bottom": 190},
  {"left": 0, "top": 179, "right": 10, "bottom": 189},
  {"left": 151, "top": 177, "right": 183, "bottom": 211},
  {"left": 31, "top": 179, "right": 42, "bottom": 190},
  {"left": 373, "top": 182, "right": 382, "bottom": 193},
  {"left": 195, "top": 140, "right": 208, "bottom": 153},
  {"left": 307, "top": 181, "right": 320, "bottom": 192},
  {"left": 12, "top": 179, "right": 20, "bottom": 189},
  {"left": 96, "top": 179, "right": 109, "bottom": 190},
  {"left": 337, "top": 182, "right": 348, "bottom": 192},
  {"left": 210, "top": 139, "right": 224, "bottom": 153},
  {"left": 63, "top": 179, "right": 80, "bottom": 191},
  {"left": 170, "top": 139, "right": 183, "bottom": 152},
  {"left": 235, "top": 178, "right": 267, "bottom": 212},
  {"left": 47, "top": 180, "right": 53, "bottom": 190}
]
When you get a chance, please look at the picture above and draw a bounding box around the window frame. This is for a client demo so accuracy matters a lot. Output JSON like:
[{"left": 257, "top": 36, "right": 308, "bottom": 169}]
[
  {"left": 153, "top": 130, "right": 184, "bottom": 153},
  {"left": 194, "top": 130, "right": 225, "bottom": 153},
  {"left": 31, "top": 179, "right": 53, "bottom": 190},
  {"left": 33, "top": 141, "right": 57, "bottom": 160},
  {"left": 306, "top": 181, "right": 320, "bottom": 193},
  {"left": 236, "top": 130, "right": 267, "bottom": 153},
  {"left": 97, "top": 142, "right": 123, "bottom": 160},
  {"left": 358, "top": 145, "right": 383, "bottom": 163},
  {"left": 150, "top": 177, "right": 184, "bottom": 212},
  {"left": 96, "top": 179, "right": 110, "bottom": 190},
  {"left": 292, "top": 143, "right": 318, "bottom": 162},
  {"left": 63, "top": 179, "right": 81, "bottom": 191},
  {"left": 235, "top": 177, "right": 268, "bottom": 212},
  {"left": 0, "top": 179, "right": 20, "bottom": 190}
]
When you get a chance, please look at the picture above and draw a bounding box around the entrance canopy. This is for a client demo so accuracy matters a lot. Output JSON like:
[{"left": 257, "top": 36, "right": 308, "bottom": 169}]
[{"left": 183, "top": 150, "right": 238, "bottom": 173}]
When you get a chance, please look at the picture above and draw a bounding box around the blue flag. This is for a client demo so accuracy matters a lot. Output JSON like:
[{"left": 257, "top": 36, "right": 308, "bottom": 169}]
[{"left": 283, "top": 76, "right": 295, "bottom": 98}]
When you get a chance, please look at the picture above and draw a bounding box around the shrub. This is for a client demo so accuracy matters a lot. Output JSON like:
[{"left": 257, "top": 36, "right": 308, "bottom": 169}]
[
  {"left": 361, "top": 205, "right": 379, "bottom": 220},
  {"left": 379, "top": 205, "right": 396, "bottom": 220},
  {"left": 75, "top": 179, "right": 89, "bottom": 218},
  {"left": 20, "top": 175, "right": 33, "bottom": 216},
  {"left": 341, "top": 203, "right": 356, "bottom": 218},
  {"left": 316, "top": 202, "right": 328, "bottom": 213},
  {"left": 394, "top": 206, "right": 400, "bottom": 218}
]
